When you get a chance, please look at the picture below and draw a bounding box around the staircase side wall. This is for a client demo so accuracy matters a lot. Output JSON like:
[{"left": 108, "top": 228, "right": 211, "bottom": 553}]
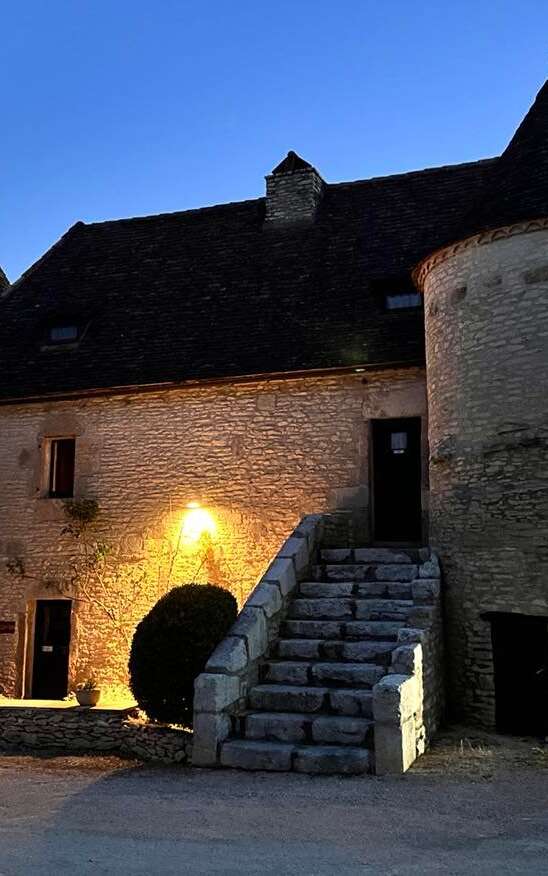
[
  {"left": 374, "top": 553, "right": 444, "bottom": 774},
  {"left": 192, "top": 514, "right": 325, "bottom": 766}
]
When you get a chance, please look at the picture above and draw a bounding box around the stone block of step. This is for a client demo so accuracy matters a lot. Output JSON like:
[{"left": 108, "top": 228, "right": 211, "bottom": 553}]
[
  {"left": 249, "top": 685, "right": 328, "bottom": 713},
  {"left": 355, "top": 581, "right": 389, "bottom": 598},
  {"left": 311, "top": 715, "right": 373, "bottom": 746},
  {"left": 245, "top": 712, "right": 308, "bottom": 744},
  {"left": 354, "top": 599, "right": 413, "bottom": 621},
  {"left": 299, "top": 581, "right": 354, "bottom": 598},
  {"left": 293, "top": 745, "right": 372, "bottom": 775},
  {"left": 328, "top": 688, "right": 374, "bottom": 717},
  {"left": 419, "top": 555, "right": 440, "bottom": 579},
  {"left": 345, "top": 620, "right": 401, "bottom": 640},
  {"left": 288, "top": 598, "right": 353, "bottom": 620},
  {"left": 374, "top": 564, "right": 418, "bottom": 582},
  {"left": 282, "top": 620, "right": 344, "bottom": 639},
  {"left": 221, "top": 739, "right": 294, "bottom": 771},
  {"left": 386, "top": 582, "right": 412, "bottom": 599},
  {"left": 318, "top": 640, "right": 345, "bottom": 660},
  {"left": 262, "top": 661, "right": 311, "bottom": 685},
  {"left": 354, "top": 548, "right": 412, "bottom": 564},
  {"left": 320, "top": 548, "right": 354, "bottom": 563},
  {"left": 342, "top": 640, "right": 394, "bottom": 665},
  {"left": 323, "top": 564, "right": 367, "bottom": 582},
  {"left": 411, "top": 578, "right": 441, "bottom": 604},
  {"left": 311, "top": 663, "right": 384, "bottom": 687},
  {"left": 277, "top": 639, "right": 322, "bottom": 660}
]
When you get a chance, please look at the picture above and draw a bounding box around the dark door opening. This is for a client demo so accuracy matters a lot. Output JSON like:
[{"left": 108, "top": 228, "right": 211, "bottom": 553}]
[
  {"left": 489, "top": 612, "right": 548, "bottom": 737},
  {"left": 31, "top": 600, "right": 71, "bottom": 699},
  {"left": 371, "top": 417, "right": 422, "bottom": 543}
]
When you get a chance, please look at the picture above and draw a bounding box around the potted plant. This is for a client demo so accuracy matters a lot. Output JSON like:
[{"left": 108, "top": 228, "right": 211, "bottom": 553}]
[{"left": 76, "top": 676, "right": 101, "bottom": 707}]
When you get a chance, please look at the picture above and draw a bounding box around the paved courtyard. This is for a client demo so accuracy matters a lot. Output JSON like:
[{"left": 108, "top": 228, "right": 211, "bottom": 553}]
[{"left": 0, "top": 729, "right": 546, "bottom": 875}]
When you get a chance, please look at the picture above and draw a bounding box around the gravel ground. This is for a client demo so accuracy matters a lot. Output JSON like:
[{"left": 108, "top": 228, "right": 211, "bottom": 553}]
[{"left": 0, "top": 728, "right": 547, "bottom": 875}]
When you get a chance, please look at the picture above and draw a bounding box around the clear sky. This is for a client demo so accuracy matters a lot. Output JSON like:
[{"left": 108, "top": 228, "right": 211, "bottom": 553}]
[{"left": 2, "top": 1, "right": 547, "bottom": 280}]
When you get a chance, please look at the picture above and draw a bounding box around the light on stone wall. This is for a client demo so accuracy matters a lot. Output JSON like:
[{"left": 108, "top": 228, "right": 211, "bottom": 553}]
[{"left": 181, "top": 502, "right": 217, "bottom": 543}]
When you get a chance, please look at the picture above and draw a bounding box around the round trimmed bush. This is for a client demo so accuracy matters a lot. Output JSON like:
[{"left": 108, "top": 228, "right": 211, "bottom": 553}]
[{"left": 129, "top": 583, "right": 238, "bottom": 725}]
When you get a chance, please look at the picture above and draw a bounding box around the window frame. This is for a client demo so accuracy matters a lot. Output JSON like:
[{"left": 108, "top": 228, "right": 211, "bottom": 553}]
[
  {"left": 46, "top": 437, "right": 76, "bottom": 499},
  {"left": 47, "top": 324, "right": 80, "bottom": 344},
  {"left": 384, "top": 291, "right": 423, "bottom": 311}
]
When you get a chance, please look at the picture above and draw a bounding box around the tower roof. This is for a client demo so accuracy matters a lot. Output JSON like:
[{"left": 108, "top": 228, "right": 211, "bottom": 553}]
[{"left": 471, "top": 80, "right": 548, "bottom": 234}]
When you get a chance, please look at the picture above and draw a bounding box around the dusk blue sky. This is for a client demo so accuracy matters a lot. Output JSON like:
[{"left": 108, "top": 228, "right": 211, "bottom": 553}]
[{"left": 2, "top": 1, "right": 547, "bottom": 280}]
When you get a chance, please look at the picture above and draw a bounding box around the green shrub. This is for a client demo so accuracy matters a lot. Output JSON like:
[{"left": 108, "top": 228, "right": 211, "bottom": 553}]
[{"left": 128, "top": 583, "right": 238, "bottom": 725}]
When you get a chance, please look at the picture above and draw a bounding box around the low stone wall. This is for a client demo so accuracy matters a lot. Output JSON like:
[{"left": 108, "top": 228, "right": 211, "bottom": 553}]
[
  {"left": 0, "top": 704, "right": 192, "bottom": 764},
  {"left": 122, "top": 720, "right": 191, "bottom": 763},
  {"left": 373, "top": 551, "right": 443, "bottom": 774},
  {"left": 192, "top": 514, "right": 325, "bottom": 766}
]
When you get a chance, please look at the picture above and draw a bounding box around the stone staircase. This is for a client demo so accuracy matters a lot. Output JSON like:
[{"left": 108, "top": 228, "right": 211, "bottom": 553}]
[{"left": 220, "top": 547, "right": 425, "bottom": 775}]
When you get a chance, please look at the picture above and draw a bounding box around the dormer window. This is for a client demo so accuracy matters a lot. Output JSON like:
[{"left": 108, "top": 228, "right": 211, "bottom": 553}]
[
  {"left": 49, "top": 325, "right": 79, "bottom": 343},
  {"left": 39, "top": 317, "right": 86, "bottom": 350},
  {"left": 385, "top": 292, "right": 422, "bottom": 310}
]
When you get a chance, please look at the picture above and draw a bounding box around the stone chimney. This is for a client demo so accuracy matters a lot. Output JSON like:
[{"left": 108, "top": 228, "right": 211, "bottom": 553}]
[{"left": 264, "top": 151, "right": 325, "bottom": 226}]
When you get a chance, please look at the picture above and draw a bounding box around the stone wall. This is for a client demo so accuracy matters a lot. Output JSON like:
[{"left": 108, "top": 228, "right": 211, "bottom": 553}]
[
  {"left": 0, "top": 368, "right": 426, "bottom": 697},
  {"left": 0, "top": 704, "right": 192, "bottom": 763},
  {"left": 421, "top": 225, "right": 548, "bottom": 725}
]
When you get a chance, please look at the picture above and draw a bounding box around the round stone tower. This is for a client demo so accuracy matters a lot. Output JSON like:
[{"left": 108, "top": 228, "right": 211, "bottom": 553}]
[{"left": 416, "top": 82, "right": 548, "bottom": 727}]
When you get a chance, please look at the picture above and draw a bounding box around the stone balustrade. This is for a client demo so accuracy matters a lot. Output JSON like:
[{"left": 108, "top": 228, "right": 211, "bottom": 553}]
[
  {"left": 373, "top": 552, "right": 443, "bottom": 774},
  {"left": 192, "top": 514, "right": 325, "bottom": 766}
]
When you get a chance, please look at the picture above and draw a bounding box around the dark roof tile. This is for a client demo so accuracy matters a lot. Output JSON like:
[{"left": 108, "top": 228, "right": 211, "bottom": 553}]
[{"left": 0, "top": 158, "right": 496, "bottom": 400}]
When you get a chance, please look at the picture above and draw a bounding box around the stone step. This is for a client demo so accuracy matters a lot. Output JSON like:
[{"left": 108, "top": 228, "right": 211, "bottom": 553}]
[
  {"left": 287, "top": 598, "right": 354, "bottom": 620},
  {"left": 276, "top": 638, "right": 395, "bottom": 662},
  {"left": 318, "top": 563, "right": 418, "bottom": 583},
  {"left": 281, "top": 619, "right": 402, "bottom": 640},
  {"left": 294, "top": 744, "right": 372, "bottom": 775},
  {"left": 298, "top": 581, "right": 412, "bottom": 599},
  {"left": 220, "top": 739, "right": 294, "bottom": 771},
  {"left": 320, "top": 548, "right": 415, "bottom": 564},
  {"left": 281, "top": 620, "right": 347, "bottom": 639},
  {"left": 244, "top": 712, "right": 373, "bottom": 746},
  {"left": 249, "top": 684, "right": 374, "bottom": 716},
  {"left": 354, "top": 599, "right": 413, "bottom": 621},
  {"left": 288, "top": 597, "right": 413, "bottom": 621},
  {"left": 220, "top": 739, "right": 372, "bottom": 774},
  {"left": 249, "top": 684, "right": 328, "bottom": 713},
  {"left": 329, "top": 688, "right": 374, "bottom": 717},
  {"left": 346, "top": 620, "right": 402, "bottom": 639},
  {"left": 262, "top": 658, "right": 387, "bottom": 686},
  {"left": 299, "top": 581, "right": 354, "bottom": 597},
  {"left": 312, "top": 662, "right": 385, "bottom": 687}
]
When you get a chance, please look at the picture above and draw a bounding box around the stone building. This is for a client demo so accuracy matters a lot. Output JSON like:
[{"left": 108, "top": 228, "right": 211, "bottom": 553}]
[{"left": 0, "top": 81, "right": 546, "bottom": 740}]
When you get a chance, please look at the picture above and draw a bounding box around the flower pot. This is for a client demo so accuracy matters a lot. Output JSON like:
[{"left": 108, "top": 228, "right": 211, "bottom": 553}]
[{"left": 76, "top": 688, "right": 101, "bottom": 707}]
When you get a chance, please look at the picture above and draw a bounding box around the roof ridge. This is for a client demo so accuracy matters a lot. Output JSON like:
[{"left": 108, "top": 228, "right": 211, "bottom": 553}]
[
  {"left": 2, "top": 222, "right": 85, "bottom": 297},
  {"left": 76, "top": 158, "right": 497, "bottom": 230},
  {"left": 82, "top": 196, "right": 265, "bottom": 230},
  {"left": 329, "top": 156, "right": 497, "bottom": 190}
]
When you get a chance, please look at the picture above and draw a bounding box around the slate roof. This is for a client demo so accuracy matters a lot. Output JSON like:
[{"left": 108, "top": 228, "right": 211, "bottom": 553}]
[
  {"left": 0, "top": 79, "right": 546, "bottom": 402},
  {"left": 467, "top": 80, "right": 548, "bottom": 235}
]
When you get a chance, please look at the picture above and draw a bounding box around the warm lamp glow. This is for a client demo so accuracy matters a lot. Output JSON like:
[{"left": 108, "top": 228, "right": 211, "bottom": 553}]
[{"left": 181, "top": 503, "right": 216, "bottom": 542}]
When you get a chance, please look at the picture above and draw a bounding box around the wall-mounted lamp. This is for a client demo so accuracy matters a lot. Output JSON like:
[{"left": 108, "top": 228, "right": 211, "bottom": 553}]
[{"left": 181, "top": 502, "right": 217, "bottom": 543}]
